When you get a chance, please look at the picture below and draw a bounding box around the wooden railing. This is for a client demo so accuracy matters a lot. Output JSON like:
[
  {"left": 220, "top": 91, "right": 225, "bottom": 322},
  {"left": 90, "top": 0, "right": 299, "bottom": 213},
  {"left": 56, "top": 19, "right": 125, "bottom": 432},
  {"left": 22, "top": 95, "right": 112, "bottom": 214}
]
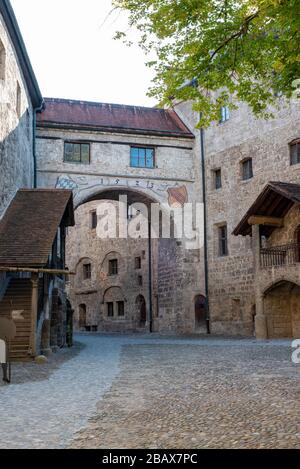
[{"left": 260, "top": 243, "right": 300, "bottom": 268}]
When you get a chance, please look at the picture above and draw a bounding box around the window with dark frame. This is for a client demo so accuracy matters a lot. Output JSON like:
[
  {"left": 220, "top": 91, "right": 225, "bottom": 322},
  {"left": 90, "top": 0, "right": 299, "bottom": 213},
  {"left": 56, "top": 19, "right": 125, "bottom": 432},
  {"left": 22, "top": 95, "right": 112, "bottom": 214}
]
[
  {"left": 108, "top": 259, "right": 118, "bottom": 276},
  {"left": 242, "top": 158, "right": 253, "bottom": 180},
  {"left": 290, "top": 141, "right": 300, "bottom": 165},
  {"left": 130, "top": 147, "right": 155, "bottom": 168},
  {"left": 91, "top": 211, "right": 97, "bottom": 229},
  {"left": 107, "top": 302, "right": 114, "bottom": 317},
  {"left": 83, "top": 263, "right": 91, "bottom": 280},
  {"left": 64, "top": 142, "right": 90, "bottom": 164},
  {"left": 219, "top": 225, "right": 228, "bottom": 257},
  {"left": 214, "top": 169, "right": 222, "bottom": 189},
  {"left": 135, "top": 257, "right": 142, "bottom": 270},
  {"left": 117, "top": 301, "right": 125, "bottom": 317}
]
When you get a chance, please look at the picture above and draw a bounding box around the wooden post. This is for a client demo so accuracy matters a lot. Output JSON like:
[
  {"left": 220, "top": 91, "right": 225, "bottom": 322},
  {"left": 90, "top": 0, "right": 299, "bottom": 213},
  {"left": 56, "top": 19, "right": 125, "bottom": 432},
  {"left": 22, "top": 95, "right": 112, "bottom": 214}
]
[
  {"left": 30, "top": 273, "right": 39, "bottom": 357},
  {"left": 252, "top": 225, "right": 268, "bottom": 339}
]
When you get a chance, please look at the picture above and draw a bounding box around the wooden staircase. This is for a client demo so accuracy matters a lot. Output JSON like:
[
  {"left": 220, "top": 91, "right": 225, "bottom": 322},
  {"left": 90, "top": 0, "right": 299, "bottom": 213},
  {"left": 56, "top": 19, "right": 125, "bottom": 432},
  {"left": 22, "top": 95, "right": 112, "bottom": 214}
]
[{"left": 0, "top": 279, "right": 33, "bottom": 362}]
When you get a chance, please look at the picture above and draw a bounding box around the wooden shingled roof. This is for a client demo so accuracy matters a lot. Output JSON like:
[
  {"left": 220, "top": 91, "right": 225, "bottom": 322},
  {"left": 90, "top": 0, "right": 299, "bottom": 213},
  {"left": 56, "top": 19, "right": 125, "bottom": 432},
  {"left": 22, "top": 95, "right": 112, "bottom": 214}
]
[
  {"left": 233, "top": 182, "right": 300, "bottom": 237},
  {"left": 0, "top": 189, "right": 74, "bottom": 267}
]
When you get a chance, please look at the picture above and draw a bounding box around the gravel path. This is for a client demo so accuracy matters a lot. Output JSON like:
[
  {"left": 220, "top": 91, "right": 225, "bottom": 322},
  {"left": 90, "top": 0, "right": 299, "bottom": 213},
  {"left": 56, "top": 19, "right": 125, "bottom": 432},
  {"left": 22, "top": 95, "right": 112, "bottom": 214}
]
[{"left": 0, "top": 334, "right": 299, "bottom": 449}]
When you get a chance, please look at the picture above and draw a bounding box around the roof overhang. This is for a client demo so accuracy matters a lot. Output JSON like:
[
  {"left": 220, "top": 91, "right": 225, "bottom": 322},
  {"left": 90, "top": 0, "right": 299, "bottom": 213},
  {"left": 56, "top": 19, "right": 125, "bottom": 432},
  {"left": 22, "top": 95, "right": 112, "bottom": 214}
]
[{"left": 233, "top": 182, "right": 300, "bottom": 237}]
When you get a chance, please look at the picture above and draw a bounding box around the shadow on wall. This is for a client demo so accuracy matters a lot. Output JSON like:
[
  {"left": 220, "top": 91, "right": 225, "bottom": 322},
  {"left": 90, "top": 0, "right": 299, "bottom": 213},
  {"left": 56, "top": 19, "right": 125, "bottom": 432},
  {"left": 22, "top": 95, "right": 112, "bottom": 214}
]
[{"left": 0, "top": 109, "right": 33, "bottom": 217}]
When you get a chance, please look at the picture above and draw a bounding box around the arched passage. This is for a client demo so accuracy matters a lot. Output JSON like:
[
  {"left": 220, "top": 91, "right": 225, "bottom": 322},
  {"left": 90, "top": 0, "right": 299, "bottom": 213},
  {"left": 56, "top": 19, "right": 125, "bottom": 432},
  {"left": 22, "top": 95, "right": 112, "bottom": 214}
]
[
  {"left": 136, "top": 295, "right": 147, "bottom": 327},
  {"left": 263, "top": 280, "right": 300, "bottom": 338},
  {"left": 195, "top": 295, "right": 206, "bottom": 330}
]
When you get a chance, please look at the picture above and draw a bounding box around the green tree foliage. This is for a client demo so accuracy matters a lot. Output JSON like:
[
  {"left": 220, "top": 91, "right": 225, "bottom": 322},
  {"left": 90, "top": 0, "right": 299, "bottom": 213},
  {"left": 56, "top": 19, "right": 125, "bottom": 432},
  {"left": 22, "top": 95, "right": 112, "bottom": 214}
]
[{"left": 113, "top": 0, "right": 300, "bottom": 126}]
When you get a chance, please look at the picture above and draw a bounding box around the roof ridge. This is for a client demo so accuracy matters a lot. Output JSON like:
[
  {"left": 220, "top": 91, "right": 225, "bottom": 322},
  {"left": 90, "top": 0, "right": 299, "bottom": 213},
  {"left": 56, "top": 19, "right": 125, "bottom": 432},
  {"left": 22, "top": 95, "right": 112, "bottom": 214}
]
[{"left": 43, "top": 97, "right": 167, "bottom": 112}]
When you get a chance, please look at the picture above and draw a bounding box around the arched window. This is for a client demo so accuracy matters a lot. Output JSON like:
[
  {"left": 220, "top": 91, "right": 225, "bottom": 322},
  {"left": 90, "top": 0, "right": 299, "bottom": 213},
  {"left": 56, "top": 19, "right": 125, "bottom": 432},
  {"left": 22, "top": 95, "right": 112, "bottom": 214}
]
[
  {"left": 0, "top": 38, "right": 6, "bottom": 81},
  {"left": 290, "top": 139, "right": 300, "bottom": 166}
]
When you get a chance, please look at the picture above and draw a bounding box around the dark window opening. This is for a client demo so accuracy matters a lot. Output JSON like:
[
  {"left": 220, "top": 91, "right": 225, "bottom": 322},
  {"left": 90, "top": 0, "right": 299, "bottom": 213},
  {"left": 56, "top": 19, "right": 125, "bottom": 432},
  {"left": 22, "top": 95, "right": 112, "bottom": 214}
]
[
  {"left": 64, "top": 142, "right": 90, "bottom": 164},
  {"left": 290, "top": 141, "right": 300, "bottom": 165},
  {"left": 117, "top": 301, "right": 125, "bottom": 317},
  {"left": 91, "top": 211, "right": 97, "bottom": 229},
  {"left": 83, "top": 263, "right": 92, "bottom": 280},
  {"left": 242, "top": 158, "right": 253, "bottom": 180},
  {"left": 219, "top": 225, "right": 228, "bottom": 257},
  {"left": 138, "top": 275, "right": 143, "bottom": 286},
  {"left": 135, "top": 257, "right": 142, "bottom": 269},
  {"left": 130, "top": 147, "right": 155, "bottom": 168},
  {"left": 214, "top": 169, "right": 222, "bottom": 189},
  {"left": 107, "top": 302, "right": 114, "bottom": 317},
  {"left": 109, "top": 259, "right": 118, "bottom": 276}
]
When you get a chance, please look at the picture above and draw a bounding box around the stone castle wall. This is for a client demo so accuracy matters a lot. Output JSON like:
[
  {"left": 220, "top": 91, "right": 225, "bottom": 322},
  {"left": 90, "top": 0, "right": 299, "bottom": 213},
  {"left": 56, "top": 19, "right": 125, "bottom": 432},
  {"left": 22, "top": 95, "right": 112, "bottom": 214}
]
[{"left": 0, "top": 10, "right": 34, "bottom": 216}]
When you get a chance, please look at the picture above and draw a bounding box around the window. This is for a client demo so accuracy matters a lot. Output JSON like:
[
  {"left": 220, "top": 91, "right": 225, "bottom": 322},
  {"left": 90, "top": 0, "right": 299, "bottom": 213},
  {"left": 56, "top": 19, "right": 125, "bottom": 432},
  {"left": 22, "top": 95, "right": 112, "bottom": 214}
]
[
  {"left": 214, "top": 169, "right": 222, "bottom": 189},
  {"left": 83, "top": 263, "right": 91, "bottom": 280},
  {"left": 290, "top": 140, "right": 300, "bottom": 165},
  {"left": 130, "top": 147, "right": 155, "bottom": 168},
  {"left": 135, "top": 257, "right": 142, "bottom": 270},
  {"left": 64, "top": 142, "right": 90, "bottom": 164},
  {"left": 219, "top": 225, "right": 228, "bottom": 257},
  {"left": 91, "top": 211, "right": 97, "bottom": 229},
  {"left": 220, "top": 106, "right": 230, "bottom": 123},
  {"left": 0, "top": 39, "right": 6, "bottom": 80},
  {"left": 107, "top": 302, "right": 114, "bottom": 317},
  {"left": 16, "top": 82, "right": 21, "bottom": 117},
  {"left": 242, "top": 158, "right": 253, "bottom": 180},
  {"left": 109, "top": 259, "right": 118, "bottom": 276},
  {"left": 138, "top": 275, "right": 143, "bottom": 286},
  {"left": 117, "top": 301, "right": 125, "bottom": 317}
]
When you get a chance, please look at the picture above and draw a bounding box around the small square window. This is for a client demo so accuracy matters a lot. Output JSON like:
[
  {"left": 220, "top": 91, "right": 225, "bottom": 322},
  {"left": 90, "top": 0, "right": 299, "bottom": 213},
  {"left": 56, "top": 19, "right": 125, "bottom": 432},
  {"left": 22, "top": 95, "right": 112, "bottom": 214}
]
[
  {"left": 117, "top": 301, "right": 125, "bottom": 317},
  {"left": 130, "top": 147, "right": 154, "bottom": 168},
  {"left": 64, "top": 142, "right": 90, "bottom": 164},
  {"left": 83, "top": 263, "right": 91, "bottom": 280},
  {"left": 214, "top": 169, "right": 222, "bottom": 189},
  {"left": 91, "top": 211, "right": 97, "bottom": 229},
  {"left": 107, "top": 302, "right": 114, "bottom": 317},
  {"left": 109, "top": 259, "right": 118, "bottom": 276},
  {"left": 290, "top": 142, "right": 300, "bottom": 165},
  {"left": 242, "top": 159, "right": 253, "bottom": 181},
  {"left": 219, "top": 225, "right": 228, "bottom": 257},
  {"left": 135, "top": 257, "right": 142, "bottom": 270}
]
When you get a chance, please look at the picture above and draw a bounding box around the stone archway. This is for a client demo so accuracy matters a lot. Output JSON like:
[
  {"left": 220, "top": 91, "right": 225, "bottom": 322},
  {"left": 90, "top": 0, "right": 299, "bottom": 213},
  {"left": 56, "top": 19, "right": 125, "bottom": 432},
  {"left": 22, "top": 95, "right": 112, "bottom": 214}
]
[
  {"left": 136, "top": 295, "right": 147, "bottom": 327},
  {"left": 195, "top": 295, "right": 206, "bottom": 331},
  {"left": 263, "top": 281, "right": 300, "bottom": 338}
]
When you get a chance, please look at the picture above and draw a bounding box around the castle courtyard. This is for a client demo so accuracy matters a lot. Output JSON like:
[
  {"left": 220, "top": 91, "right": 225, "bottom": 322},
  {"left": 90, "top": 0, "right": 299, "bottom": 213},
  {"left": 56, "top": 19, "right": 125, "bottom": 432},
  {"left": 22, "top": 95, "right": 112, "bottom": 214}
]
[{"left": 0, "top": 334, "right": 299, "bottom": 449}]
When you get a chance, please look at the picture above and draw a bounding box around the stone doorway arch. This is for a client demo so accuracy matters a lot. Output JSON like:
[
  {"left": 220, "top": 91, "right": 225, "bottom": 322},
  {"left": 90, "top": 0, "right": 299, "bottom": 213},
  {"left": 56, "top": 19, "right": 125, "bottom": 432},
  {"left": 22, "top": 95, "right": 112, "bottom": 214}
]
[
  {"left": 136, "top": 295, "right": 147, "bottom": 327},
  {"left": 263, "top": 280, "right": 300, "bottom": 338},
  {"left": 79, "top": 304, "right": 87, "bottom": 330},
  {"left": 195, "top": 295, "right": 206, "bottom": 331}
]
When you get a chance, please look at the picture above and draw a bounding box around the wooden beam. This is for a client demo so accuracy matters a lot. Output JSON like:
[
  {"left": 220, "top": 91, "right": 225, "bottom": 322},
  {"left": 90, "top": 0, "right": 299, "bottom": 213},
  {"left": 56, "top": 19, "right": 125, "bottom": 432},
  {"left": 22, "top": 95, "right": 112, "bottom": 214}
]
[
  {"left": 0, "top": 267, "right": 75, "bottom": 276},
  {"left": 248, "top": 215, "right": 284, "bottom": 227}
]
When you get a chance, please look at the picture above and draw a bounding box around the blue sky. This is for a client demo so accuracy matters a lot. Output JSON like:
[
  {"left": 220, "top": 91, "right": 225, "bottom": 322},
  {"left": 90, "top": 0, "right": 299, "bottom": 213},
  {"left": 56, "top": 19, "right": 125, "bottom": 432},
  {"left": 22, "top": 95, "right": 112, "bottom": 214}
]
[{"left": 11, "top": 0, "right": 156, "bottom": 106}]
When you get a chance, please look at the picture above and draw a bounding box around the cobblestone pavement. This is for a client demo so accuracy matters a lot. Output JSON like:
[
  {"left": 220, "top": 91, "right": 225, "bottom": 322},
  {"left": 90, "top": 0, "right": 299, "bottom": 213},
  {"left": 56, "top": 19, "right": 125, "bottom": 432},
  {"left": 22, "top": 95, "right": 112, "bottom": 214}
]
[{"left": 0, "top": 334, "right": 299, "bottom": 449}]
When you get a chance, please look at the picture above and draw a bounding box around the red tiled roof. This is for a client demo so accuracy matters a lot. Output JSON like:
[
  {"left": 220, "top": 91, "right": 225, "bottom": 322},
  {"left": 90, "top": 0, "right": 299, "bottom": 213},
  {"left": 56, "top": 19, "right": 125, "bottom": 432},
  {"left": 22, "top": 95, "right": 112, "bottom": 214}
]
[
  {"left": 233, "top": 182, "right": 300, "bottom": 237},
  {"left": 0, "top": 189, "right": 74, "bottom": 267},
  {"left": 37, "top": 98, "right": 194, "bottom": 138}
]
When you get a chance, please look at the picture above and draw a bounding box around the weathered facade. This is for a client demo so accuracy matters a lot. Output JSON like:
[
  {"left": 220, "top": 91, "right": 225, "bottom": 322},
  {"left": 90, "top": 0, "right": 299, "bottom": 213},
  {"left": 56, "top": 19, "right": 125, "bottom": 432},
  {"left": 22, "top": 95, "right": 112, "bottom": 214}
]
[
  {"left": 175, "top": 97, "right": 300, "bottom": 337},
  {"left": 36, "top": 99, "right": 206, "bottom": 335}
]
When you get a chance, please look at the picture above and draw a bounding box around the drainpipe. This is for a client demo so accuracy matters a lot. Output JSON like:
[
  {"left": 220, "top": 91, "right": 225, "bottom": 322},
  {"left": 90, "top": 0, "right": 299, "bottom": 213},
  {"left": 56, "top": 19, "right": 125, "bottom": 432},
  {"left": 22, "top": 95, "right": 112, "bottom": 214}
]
[
  {"left": 33, "top": 102, "right": 45, "bottom": 188},
  {"left": 148, "top": 220, "right": 153, "bottom": 333},
  {"left": 199, "top": 119, "right": 210, "bottom": 334}
]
